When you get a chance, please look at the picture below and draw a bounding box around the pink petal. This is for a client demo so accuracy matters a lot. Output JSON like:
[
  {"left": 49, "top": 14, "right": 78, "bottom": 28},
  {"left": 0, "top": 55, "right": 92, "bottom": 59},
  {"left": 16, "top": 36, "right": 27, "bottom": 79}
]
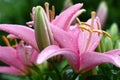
[
  {"left": 30, "top": 50, "right": 38, "bottom": 63},
  {"left": 37, "top": 45, "right": 80, "bottom": 71},
  {"left": 0, "top": 66, "right": 24, "bottom": 75},
  {"left": 0, "top": 24, "right": 39, "bottom": 51},
  {"left": 51, "top": 24, "right": 78, "bottom": 53},
  {"left": 17, "top": 43, "right": 30, "bottom": 65},
  {"left": 52, "top": 3, "right": 83, "bottom": 30},
  {"left": 7, "top": 34, "right": 18, "bottom": 39},
  {"left": 17, "top": 43, "right": 38, "bottom": 65},
  {"left": 68, "top": 24, "right": 80, "bottom": 42},
  {"left": 78, "top": 17, "right": 102, "bottom": 53},
  {"left": 80, "top": 49, "right": 120, "bottom": 73},
  {"left": 0, "top": 47, "right": 25, "bottom": 70}
]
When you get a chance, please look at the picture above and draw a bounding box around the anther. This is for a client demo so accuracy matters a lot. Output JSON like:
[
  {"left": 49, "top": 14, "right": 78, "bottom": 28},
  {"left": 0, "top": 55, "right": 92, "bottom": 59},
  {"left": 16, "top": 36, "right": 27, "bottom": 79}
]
[
  {"left": 102, "top": 31, "right": 112, "bottom": 38},
  {"left": 51, "top": 5, "right": 55, "bottom": 19},
  {"left": 92, "top": 30, "right": 112, "bottom": 38},
  {"left": 2, "top": 36, "right": 11, "bottom": 46},
  {"left": 49, "top": 5, "right": 55, "bottom": 21}
]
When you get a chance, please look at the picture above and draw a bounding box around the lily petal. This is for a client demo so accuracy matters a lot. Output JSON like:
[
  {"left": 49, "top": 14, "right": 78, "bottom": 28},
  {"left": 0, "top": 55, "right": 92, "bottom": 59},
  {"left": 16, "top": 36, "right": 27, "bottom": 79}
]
[
  {"left": 30, "top": 50, "right": 38, "bottom": 63},
  {"left": 17, "top": 43, "right": 31, "bottom": 65},
  {"left": 0, "top": 24, "right": 39, "bottom": 51},
  {"left": 37, "top": 45, "right": 80, "bottom": 71},
  {"left": 0, "top": 66, "right": 24, "bottom": 75},
  {"left": 80, "top": 49, "right": 120, "bottom": 73},
  {"left": 0, "top": 47, "right": 25, "bottom": 70},
  {"left": 52, "top": 3, "right": 83, "bottom": 30},
  {"left": 7, "top": 34, "right": 18, "bottom": 39},
  {"left": 51, "top": 24, "right": 78, "bottom": 53}
]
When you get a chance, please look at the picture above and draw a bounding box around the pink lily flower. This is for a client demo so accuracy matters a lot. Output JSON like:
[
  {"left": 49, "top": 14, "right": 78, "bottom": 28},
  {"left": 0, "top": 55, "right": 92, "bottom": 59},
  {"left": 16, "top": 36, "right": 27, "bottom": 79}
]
[
  {"left": 0, "top": 3, "right": 120, "bottom": 73},
  {"left": 0, "top": 42, "right": 38, "bottom": 75},
  {"left": 0, "top": 3, "right": 83, "bottom": 74},
  {"left": 37, "top": 15, "right": 120, "bottom": 72},
  {"left": 37, "top": 4, "right": 120, "bottom": 73}
]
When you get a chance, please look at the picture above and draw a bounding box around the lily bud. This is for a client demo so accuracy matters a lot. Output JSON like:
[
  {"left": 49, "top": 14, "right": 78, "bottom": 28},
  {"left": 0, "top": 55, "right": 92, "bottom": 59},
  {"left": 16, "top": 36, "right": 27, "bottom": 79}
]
[
  {"left": 97, "top": 1, "right": 108, "bottom": 26},
  {"left": 34, "top": 6, "right": 54, "bottom": 51},
  {"left": 115, "top": 40, "right": 120, "bottom": 49},
  {"left": 109, "top": 23, "right": 118, "bottom": 36},
  {"left": 104, "top": 37, "right": 113, "bottom": 51}
]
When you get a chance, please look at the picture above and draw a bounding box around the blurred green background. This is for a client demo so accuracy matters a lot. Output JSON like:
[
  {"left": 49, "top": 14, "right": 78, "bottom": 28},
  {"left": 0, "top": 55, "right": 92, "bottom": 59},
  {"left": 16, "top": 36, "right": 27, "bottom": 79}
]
[{"left": 0, "top": 0, "right": 120, "bottom": 29}]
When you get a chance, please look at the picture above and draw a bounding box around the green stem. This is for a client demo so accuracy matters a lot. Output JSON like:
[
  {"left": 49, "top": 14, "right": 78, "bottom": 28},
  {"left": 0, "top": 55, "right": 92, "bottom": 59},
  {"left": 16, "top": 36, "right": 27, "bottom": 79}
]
[
  {"left": 52, "top": 62, "right": 62, "bottom": 80},
  {"left": 91, "top": 67, "right": 97, "bottom": 75},
  {"left": 82, "top": 67, "right": 97, "bottom": 80},
  {"left": 27, "top": 75, "right": 33, "bottom": 80}
]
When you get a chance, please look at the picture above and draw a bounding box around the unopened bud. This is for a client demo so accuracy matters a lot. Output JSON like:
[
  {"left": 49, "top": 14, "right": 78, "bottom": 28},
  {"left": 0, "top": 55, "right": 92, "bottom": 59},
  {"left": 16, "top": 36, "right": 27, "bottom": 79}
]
[{"left": 34, "top": 6, "right": 54, "bottom": 51}]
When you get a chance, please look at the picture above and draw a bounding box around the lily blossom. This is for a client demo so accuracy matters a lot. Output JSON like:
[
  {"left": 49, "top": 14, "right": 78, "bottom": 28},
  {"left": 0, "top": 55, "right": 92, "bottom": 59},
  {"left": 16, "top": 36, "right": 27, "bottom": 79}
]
[
  {"left": 0, "top": 42, "right": 38, "bottom": 75},
  {"left": 36, "top": 4, "right": 120, "bottom": 73},
  {"left": 0, "top": 3, "right": 120, "bottom": 73}
]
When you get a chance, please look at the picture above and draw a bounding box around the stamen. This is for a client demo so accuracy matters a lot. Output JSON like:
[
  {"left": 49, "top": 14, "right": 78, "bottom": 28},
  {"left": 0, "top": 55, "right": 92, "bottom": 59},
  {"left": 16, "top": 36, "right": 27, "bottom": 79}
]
[
  {"left": 102, "top": 31, "right": 112, "bottom": 38},
  {"left": 91, "top": 11, "right": 96, "bottom": 29},
  {"left": 49, "top": 6, "right": 55, "bottom": 22},
  {"left": 51, "top": 5, "right": 55, "bottom": 20},
  {"left": 85, "top": 31, "right": 92, "bottom": 51},
  {"left": 44, "top": 2, "right": 50, "bottom": 20},
  {"left": 96, "top": 21, "right": 101, "bottom": 36},
  {"left": 92, "top": 30, "right": 112, "bottom": 38},
  {"left": 96, "top": 21, "right": 101, "bottom": 30},
  {"left": 76, "top": 18, "right": 84, "bottom": 31},
  {"left": 84, "top": 11, "right": 96, "bottom": 51},
  {"left": 76, "top": 18, "right": 93, "bottom": 32},
  {"left": 2, "top": 36, "right": 11, "bottom": 46},
  {"left": 85, "top": 12, "right": 96, "bottom": 51},
  {"left": 11, "top": 39, "right": 18, "bottom": 48},
  {"left": 76, "top": 11, "right": 111, "bottom": 51},
  {"left": 79, "top": 25, "right": 92, "bottom": 32}
]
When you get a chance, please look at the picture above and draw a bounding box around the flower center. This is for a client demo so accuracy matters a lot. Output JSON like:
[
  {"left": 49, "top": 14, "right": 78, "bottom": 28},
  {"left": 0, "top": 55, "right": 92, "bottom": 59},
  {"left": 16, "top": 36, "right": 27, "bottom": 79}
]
[
  {"left": 44, "top": 2, "right": 55, "bottom": 22},
  {"left": 76, "top": 11, "right": 111, "bottom": 51}
]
